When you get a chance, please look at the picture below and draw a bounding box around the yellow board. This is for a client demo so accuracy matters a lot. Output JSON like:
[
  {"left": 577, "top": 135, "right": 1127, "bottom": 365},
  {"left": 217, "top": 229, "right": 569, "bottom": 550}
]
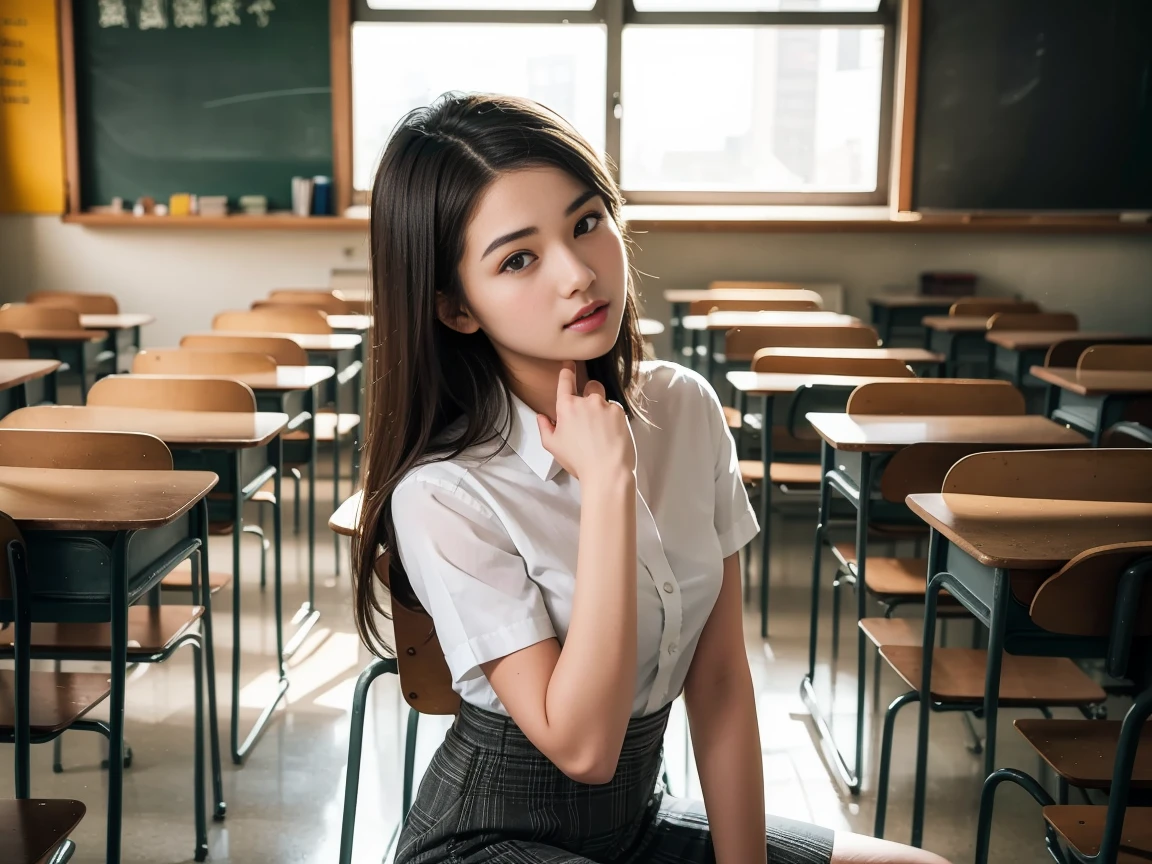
[{"left": 0, "top": 0, "right": 65, "bottom": 214}]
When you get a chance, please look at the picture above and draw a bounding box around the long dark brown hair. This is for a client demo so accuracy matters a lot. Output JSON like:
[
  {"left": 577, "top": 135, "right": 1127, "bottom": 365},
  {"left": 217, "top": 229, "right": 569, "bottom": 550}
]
[{"left": 352, "top": 93, "right": 646, "bottom": 658}]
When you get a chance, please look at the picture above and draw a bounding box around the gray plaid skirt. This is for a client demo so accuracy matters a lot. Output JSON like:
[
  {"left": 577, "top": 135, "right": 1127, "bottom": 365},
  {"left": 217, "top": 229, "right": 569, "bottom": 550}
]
[{"left": 395, "top": 701, "right": 834, "bottom": 864}]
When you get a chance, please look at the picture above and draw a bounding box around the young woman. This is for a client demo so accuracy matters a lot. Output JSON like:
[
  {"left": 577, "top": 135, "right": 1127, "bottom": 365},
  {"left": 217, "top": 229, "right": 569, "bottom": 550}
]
[{"left": 353, "top": 93, "right": 951, "bottom": 864}]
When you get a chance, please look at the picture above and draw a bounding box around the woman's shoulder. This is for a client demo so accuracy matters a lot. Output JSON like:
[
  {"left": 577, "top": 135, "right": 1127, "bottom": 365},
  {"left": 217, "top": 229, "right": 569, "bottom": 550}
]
[{"left": 637, "top": 360, "right": 723, "bottom": 419}]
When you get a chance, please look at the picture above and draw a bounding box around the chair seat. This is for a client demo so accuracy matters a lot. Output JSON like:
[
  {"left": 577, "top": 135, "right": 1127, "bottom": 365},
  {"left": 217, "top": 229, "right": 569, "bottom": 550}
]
[
  {"left": 162, "top": 560, "right": 231, "bottom": 594},
  {"left": 0, "top": 671, "right": 110, "bottom": 734},
  {"left": 1043, "top": 805, "right": 1152, "bottom": 862},
  {"left": 833, "top": 543, "right": 934, "bottom": 598},
  {"left": 1014, "top": 719, "right": 1152, "bottom": 790},
  {"left": 739, "top": 460, "right": 822, "bottom": 486},
  {"left": 314, "top": 412, "right": 360, "bottom": 442},
  {"left": 878, "top": 647, "right": 1106, "bottom": 707},
  {"left": 208, "top": 488, "right": 275, "bottom": 505},
  {"left": 0, "top": 798, "right": 86, "bottom": 864},
  {"left": 859, "top": 617, "right": 922, "bottom": 649},
  {"left": 0, "top": 607, "right": 202, "bottom": 656}
]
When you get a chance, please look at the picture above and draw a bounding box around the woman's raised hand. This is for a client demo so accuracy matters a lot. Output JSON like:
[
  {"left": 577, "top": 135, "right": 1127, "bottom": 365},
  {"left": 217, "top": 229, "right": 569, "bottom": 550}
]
[{"left": 538, "top": 361, "right": 636, "bottom": 484}]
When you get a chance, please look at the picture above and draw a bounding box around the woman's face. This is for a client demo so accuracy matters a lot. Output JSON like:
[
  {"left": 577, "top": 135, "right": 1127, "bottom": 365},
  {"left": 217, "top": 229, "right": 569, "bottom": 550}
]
[{"left": 448, "top": 165, "right": 627, "bottom": 373}]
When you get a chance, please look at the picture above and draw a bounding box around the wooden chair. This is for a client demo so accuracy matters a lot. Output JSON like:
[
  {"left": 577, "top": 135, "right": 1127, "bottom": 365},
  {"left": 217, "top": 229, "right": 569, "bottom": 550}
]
[
  {"left": 949, "top": 299, "right": 1041, "bottom": 317},
  {"left": 133, "top": 348, "right": 277, "bottom": 376},
  {"left": 180, "top": 333, "right": 309, "bottom": 366},
  {"left": 256, "top": 293, "right": 353, "bottom": 316},
  {"left": 1045, "top": 337, "right": 1152, "bottom": 368},
  {"left": 0, "top": 333, "right": 30, "bottom": 359},
  {"left": 339, "top": 551, "right": 456, "bottom": 864},
  {"left": 212, "top": 307, "right": 331, "bottom": 335},
  {"left": 0, "top": 304, "right": 84, "bottom": 332},
  {"left": 986, "top": 312, "right": 1078, "bottom": 332},
  {"left": 726, "top": 325, "right": 880, "bottom": 363},
  {"left": 688, "top": 298, "right": 820, "bottom": 314},
  {"left": 973, "top": 540, "right": 1152, "bottom": 864},
  {"left": 751, "top": 354, "right": 913, "bottom": 378},
  {"left": 846, "top": 379, "right": 1026, "bottom": 416},
  {"left": 1078, "top": 344, "right": 1152, "bottom": 372},
  {"left": 707, "top": 280, "right": 814, "bottom": 292},
  {"left": 26, "top": 291, "right": 119, "bottom": 314},
  {"left": 0, "top": 798, "right": 86, "bottom": 864}
]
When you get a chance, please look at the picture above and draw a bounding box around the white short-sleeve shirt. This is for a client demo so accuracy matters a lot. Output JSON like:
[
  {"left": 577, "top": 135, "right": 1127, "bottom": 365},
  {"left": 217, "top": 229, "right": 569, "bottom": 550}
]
[{"left": 391, "top": 361, "right": 759, "bottom": 717}]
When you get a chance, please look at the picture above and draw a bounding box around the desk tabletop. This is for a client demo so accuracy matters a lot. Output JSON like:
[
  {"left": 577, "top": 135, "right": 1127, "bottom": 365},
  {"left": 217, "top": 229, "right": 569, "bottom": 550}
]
[
  {"left": 130, "top": 366, "right": 335, "bottom": 393},
  {"left": 0, "top": 466, "right": 217, "bottom": 531},
  {"left": 1028, "top": 366, "right": 1152, "bottom": 396},
  {"left": 326, "top": 314, "right": 372, "bottom": 332},
  {"left": 868, "top": 295, "right": 969, "bottom": 309},
  {"left": 726, "top": 371, "right": 915, "bottom": 396},
  {"left": 663, "top": 287, "right": 829, "bottom": 304},
  {"left": 639, "top": 318, "right": 665, "bottom": 337},
  {"left": 190, "top": 331, "right": 361, "bottom": 352},
  {"left": 0, "top": 359, "right": 62, "bottom": 390},
  {"left": 682, "top": 311, "right": 858, "bottom": 331},
  {"left": 0, "top": 406, "right": 288, "bottom": 448},
  {"left": 79, "top": 313, "right": 156, "bottom": 330},
  {"left": 984, "top": 330, "right": 1133, "bottom": 351},
  {"left": 806, "top": 413, "right": 1088, "bottom": 452},
  {"left": 922, "top": 315, "right": 991, "bottom": 333},
  {"left": 9, "top": 328, "right": 106, "bottom": 343},
  {"left": 906, "top": 492, "right": 1152, "bottom": 569},
  {"left": 752, "top": 346, "right": 944, "bottom": 364},
  {"left": 330, "top": 489, "right": 362, "bottom": 537}
]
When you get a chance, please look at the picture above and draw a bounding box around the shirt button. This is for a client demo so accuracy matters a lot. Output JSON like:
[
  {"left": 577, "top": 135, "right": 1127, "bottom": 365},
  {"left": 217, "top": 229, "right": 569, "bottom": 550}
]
[
  {"left": 662, "top": 581, "right": 674, "bottom": 594},
  {"left": 667, "top": 643, "right": 678, "bottom": 656}
]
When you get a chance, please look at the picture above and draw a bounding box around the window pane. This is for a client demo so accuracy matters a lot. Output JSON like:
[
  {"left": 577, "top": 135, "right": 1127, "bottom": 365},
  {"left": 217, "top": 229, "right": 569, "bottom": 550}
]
[
  {"left": 620, "top": 27, "right": 884, "bottom": 193},
  {"left": 633, "top": 1, "right": 881, "bottom": 11},
  {"left": 365, "top": 1, "right": 595, "bottom": 9},
  {"left": 352, "top": 23, "right": 607, "bottom": 189}
]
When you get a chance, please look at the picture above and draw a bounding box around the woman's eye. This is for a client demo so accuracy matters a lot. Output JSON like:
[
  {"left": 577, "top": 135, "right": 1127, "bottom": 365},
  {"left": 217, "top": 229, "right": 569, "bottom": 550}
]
[
  {"left": 500, "top": 252, "right": 535, "bottom": 273},
  {"left": 575, "top": 212, "right": 602, "bottom": 237}
]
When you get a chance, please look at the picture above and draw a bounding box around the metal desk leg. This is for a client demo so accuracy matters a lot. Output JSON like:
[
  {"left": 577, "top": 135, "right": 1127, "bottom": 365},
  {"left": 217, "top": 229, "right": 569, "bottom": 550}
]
[
  {"left": 106, "top": 534, "right": 129, "bottom": 864},
  {"left": 9, "top": 538, "right": 31, "bottom": 798},
  {"left": 192, "top": 500, "right": 226, "bottom": 820},
  {"left": 758, "top": 395, "right": 774, "bottom": 638}
]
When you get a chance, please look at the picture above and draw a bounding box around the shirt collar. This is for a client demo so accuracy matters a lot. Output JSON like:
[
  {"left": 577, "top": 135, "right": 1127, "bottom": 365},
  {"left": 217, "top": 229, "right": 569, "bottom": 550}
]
[{"left": 504, "top": 392, "right": 563, "bottom": 482}]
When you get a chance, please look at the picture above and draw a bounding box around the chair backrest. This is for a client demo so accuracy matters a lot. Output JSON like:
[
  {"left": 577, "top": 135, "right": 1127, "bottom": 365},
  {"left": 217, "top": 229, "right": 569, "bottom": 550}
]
[
  {"left": 949, "top": 299, "right": 1040, "bottom": 317},
  {"left": 262, "top": 291, "right": 352, "bottom": 315},
  {"left": 132, "top": 349, "right": 277, "bottom": 376},
  {"left": 847, "top": 380, "right": 1026, "bottom": 416},
  {"left": 0, "top": 333, "right": 30, "bottom": 360},
  {"left": 0, "top": 511, "right": 24, "bottom": 601},
  {"left": 26, "top": 291, "right": 119, "bottom": 314},
  {"left": 785, "top": 384, "right": 857, "bottom": 441},
  {"left": 375, "top": 552, "right": 459, "bottom": 715},
  {"left": 0, "top": 428, "right": 173, "bottom": 470},
  {"left": 212, "top": 308, "right": 332, "bottom": 335},
  {"left": 1045, "top": 337, "right": 1152, "bottom": 368},
  {"left": 880, "top": 442, "right": 1007, "bottom": 503},
  {"left": 688, "top": 298, "right": 820, "bottom": 314},
  {"left": 1078, "top": 344, "right": 1152, "bottom": 372},
  {"left": 707, "top": 281, "right": 815, "bottom": 292},
  {"left": 88, "top": 375, "right": 257, "bottom": 413},
  {"left": 942, "top": 448, "right": 1152, "bottom": 502},
  {"left": 752, "top": 353, "right": 914, "bottom": 377},
  {"left": 986, "top": 311, "right": 1079, "bottom": 332},
  {"left": 726, "top": 325, "right": 880, "bottom": 359},
  {"left": 1029, "top": 542, "right": 1152, "bottom": 640},
  {"left": 0, "top": 305, "right": 82, "bottom": 331},
  {"left": 180, "top": 333, "right": 308, "bottom": 366}
]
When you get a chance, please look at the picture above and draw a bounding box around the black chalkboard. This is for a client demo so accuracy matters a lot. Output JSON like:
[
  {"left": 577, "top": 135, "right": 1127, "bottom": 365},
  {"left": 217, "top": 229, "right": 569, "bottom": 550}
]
[
  {"left": 913, "top": 0, "right": 1152, "bottom": 212},
  {"left": 74, "top": 0, "right": 332, "bottom": 212}
]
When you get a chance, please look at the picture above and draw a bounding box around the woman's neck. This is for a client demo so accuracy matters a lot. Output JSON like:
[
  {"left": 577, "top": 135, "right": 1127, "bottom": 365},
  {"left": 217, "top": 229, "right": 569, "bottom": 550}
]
[{"left": 503, "top": 355, "right": 590, "bottom": 423}]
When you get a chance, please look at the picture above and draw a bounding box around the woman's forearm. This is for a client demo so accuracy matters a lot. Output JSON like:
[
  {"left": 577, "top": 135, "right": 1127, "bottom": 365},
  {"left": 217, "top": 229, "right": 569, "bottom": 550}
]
[
  {"left": 686, "top": 665, "right": 766, "bottom": 864},
  {"left": 546, "top": 470, "right": 638, "bottom": 779}
]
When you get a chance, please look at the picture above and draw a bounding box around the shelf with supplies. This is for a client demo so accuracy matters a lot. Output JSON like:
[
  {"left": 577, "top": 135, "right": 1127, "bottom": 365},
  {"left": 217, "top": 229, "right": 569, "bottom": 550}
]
[{"left": 62, "top": 213, "right": 369, "bottom": 231}]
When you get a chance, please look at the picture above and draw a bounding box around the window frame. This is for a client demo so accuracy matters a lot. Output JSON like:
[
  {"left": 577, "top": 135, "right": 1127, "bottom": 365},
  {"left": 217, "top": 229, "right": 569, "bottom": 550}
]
[{"left": 349, "top": 0, "right": 897, "bottom": 206}]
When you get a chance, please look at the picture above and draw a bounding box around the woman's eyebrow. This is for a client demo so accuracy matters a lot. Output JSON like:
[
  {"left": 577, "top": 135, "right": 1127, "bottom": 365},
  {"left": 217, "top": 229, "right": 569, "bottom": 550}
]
[{"left": 481, "top": 190, "right": 601, "bottom": 260}]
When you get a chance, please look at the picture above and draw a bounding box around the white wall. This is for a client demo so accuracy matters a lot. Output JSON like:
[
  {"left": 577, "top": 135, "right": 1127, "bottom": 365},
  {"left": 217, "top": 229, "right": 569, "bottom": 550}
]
[{"left": 2, "top": 215, "right": 1150, "bottom": 354}]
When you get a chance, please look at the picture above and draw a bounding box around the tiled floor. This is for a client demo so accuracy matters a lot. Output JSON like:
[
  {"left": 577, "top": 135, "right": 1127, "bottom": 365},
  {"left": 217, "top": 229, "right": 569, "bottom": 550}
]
[{"left": 2, "top": 484, "right": 1100, "bottom": 864}]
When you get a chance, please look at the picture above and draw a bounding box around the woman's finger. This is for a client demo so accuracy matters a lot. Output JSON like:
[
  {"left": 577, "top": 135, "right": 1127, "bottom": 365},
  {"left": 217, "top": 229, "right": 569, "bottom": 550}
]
[
  {"left": 583, "top": 379, "right": 606, "bottom": 400},
  {"left": 556, "top": 361, "right": 578, "bottom": 400}
]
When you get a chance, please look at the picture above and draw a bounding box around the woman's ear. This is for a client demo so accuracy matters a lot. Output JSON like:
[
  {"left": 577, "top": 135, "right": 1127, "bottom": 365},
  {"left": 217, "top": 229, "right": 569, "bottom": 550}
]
[{"left": 436, "top": 293, "right": 481, "bottom": 335}]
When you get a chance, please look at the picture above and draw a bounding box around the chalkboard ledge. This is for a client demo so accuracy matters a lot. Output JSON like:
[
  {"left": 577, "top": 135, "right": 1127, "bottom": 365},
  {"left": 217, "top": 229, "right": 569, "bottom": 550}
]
[{"left": 63, "top": 213, "right": 368, "bottom": 231}]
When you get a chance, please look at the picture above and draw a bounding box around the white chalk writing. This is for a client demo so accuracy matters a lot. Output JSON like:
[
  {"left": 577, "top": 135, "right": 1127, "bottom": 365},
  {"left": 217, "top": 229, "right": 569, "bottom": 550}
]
[
  {"left": 247, "top": 0, "right": 275, "bottom": 27},
  {"left": 138, "top": 0, "right": 168, "bottom": 30},
  {"left": 211, "top": 0, "right": 242, "bottom": 27},
  {"left": 174, "top": 0, "right": 209, "bottom": 28},
  {"left": 97, "top": 0, "right": 129, "bottom": 28}
]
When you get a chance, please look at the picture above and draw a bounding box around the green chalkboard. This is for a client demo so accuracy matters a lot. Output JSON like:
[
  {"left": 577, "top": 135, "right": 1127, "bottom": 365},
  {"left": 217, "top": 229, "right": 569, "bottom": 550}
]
[{"left": 74, "top": 0, "right": 332, "bottom": 212}]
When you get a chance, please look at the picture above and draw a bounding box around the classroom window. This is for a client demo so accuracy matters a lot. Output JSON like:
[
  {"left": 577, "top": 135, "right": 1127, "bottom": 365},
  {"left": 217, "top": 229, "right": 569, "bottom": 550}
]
[{"left": 351, "top": 0, "right": 894, "bottom": 205}]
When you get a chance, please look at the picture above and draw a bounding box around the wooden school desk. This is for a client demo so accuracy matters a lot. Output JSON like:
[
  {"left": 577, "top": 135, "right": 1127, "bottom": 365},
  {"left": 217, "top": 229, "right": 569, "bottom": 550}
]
[
  {"left": 0, "top": 466, "right": 217, "bottom": 864},
  {"left": 639, "top": 318, "right": 665, "bottom": 338},
  {"left": 2, "top": 326, "right": 106, "bottom": 402},
  {"left": 325, "top": 314, "right": 372, "bottom": 334},
  {"left": 1030, "top": 366, "right": 1152, "bottom": 444},
  {"left": 0, "top": 406, "right": 293, "bottom": 765},
  {"left": 920, "top": 315, "right": 994, "bottom": 377},
  {"left": 80, "top": 313, "right": 156, "bottom": 372},
  {"left": 129, "top": 366, "right": 335, "bottom": 613},
  {"left": 904, "top": 488, "right": 1152, "bottom": 846},
  {"left": 683, "top": 311, "right": 860, "bottom": 381},
  {"left": 868, "top": 295, "right": 968, "bottom": 344},
  {"left": 753, "top": 347, "right": 944, "bottom": 375},
  {"left": 801, "top": 413, "right": 1088, "bottom": 794},
  {"left": 985, "top": 330, "right": 1135, "bottom": 388},
  {"left": 0, "top": 359, "right": 62, "bottom": 416},
  {"left": 725, "top": 371, "right": 917, "bottom": 637},
  {"left": 329, "top": 489, "right": 360, "bottom": 537},
  {"left": 661, "top": 288, "right": 826, "bottom": 357}
]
